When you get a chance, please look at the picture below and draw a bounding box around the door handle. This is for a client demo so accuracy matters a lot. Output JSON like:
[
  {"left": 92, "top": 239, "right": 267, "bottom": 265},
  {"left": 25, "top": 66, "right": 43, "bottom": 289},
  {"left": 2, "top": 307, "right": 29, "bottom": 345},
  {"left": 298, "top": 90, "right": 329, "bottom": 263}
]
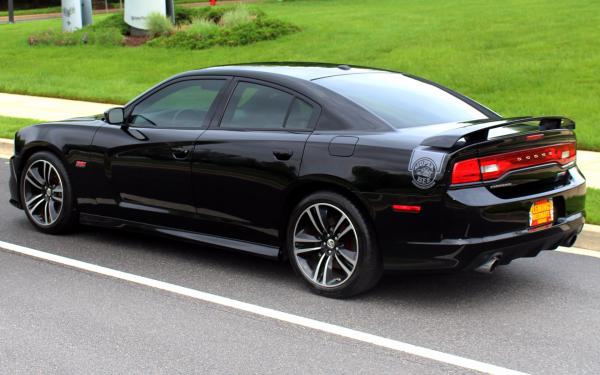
[
  {"left": 171, "top": 146, "right": 190, "bottom": 160},
  {"left": 273, "top": 149, "right": 293, "bottom": 161}
]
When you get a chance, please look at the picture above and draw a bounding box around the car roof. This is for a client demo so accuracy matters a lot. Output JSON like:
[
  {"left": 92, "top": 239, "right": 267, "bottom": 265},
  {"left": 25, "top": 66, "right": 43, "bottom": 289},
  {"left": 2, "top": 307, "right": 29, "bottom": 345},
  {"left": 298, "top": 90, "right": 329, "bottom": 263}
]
[{"left": 186, "top": 63, "right": 389, "bottom": 81}]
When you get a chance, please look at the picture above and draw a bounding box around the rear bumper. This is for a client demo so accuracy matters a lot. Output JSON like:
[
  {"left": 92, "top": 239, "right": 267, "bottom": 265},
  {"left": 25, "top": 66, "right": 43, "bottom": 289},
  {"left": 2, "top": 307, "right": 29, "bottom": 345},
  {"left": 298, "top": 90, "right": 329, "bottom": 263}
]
[
  {"left": 384, "top": 212, "right": 583, "bottom": 271},
  {"left": 382, "top": 166, "right": 586, "bottom": 271}
]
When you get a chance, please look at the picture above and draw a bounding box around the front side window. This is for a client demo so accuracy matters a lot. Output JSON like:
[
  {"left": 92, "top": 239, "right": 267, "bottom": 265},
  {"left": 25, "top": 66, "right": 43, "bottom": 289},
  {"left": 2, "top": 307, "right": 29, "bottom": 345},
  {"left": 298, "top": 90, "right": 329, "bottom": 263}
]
[
  {"left": 220, "top": 82, "right": 313, "bottom": 130},
  {"left": 130, "top": 79, "right": 225, "bottom": 129},
  {"left": 314, "top": 73, "right": 488, "bottom": 128}
]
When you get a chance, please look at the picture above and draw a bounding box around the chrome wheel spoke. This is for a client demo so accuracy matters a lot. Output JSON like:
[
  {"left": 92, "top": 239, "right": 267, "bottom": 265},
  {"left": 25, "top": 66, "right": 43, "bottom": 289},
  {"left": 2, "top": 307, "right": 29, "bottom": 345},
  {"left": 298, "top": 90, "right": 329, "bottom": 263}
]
[
  {"left": 313, "top": 205, "right": 327, "bottom": 234},
  {"left": 294, "top": 231, "right": 321, "bottom": 244},
  {"left": 42, "top": 161, "right": 49, "bottom": 182},
  {"left": 338, "top": 248, "right": 357, "bottom": 266},
  {"left": 332, "top": 215, "right": 347, "bottom": 237},
  {"left": 295, "top": 246, "right": 322, "bottom": 255},
  {"left": 48, "top": 202, "right": 58, "bottom": 223},
  {"left": 312, "top": 252, "right": 328, "bottom": 282},
  {"left": 26, "top": 193, "right": 44, "bottom": 207},
  {"left": 26, "top": 169, "right": 45, "bottom": 190},
  {"left": 322, "top": 254, "right": 333, "bottom": 285},
  {"left": 43, "top": 201, "right": 51, "bottom": 224},
  {"left": 336, "top": 224, "right": 353, "bottom": 240},
  {"left": 335, "top": 254, "right": 353, "bottom": 275},
  {"left": 306, "top": 209, "right": 324, "bottom": 236},
  {"left": 28, "top": 195, "right": 45, "bottom": 213}
]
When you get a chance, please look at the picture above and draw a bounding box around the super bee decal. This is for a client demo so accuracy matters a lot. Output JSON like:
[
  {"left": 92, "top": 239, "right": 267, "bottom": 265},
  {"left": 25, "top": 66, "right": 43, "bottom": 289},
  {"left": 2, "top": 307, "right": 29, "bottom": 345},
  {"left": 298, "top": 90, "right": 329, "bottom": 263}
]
[{"left": 408, "top": 149, "right": 447, "bottom": 189}]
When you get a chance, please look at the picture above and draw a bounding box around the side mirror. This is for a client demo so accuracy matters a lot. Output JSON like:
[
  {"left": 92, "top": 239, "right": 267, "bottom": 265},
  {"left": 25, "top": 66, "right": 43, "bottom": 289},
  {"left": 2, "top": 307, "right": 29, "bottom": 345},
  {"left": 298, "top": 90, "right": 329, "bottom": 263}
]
[{"left": 104, "top": 107, "right": 125, "bottom": 125}]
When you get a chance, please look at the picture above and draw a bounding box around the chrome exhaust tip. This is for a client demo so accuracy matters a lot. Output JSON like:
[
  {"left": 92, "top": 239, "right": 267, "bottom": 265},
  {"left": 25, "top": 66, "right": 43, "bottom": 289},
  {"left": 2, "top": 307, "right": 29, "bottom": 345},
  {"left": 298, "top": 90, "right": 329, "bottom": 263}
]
[{"left": 475, "top": 255, "right": 501, "bottom": 274}]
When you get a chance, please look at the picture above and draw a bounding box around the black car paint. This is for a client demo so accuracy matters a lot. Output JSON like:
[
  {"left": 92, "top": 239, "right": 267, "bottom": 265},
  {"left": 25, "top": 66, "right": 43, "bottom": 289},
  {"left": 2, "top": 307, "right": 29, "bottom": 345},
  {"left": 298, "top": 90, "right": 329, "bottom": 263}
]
[{"left": 8, "top": 64, "right": 586, "bottom": 271}]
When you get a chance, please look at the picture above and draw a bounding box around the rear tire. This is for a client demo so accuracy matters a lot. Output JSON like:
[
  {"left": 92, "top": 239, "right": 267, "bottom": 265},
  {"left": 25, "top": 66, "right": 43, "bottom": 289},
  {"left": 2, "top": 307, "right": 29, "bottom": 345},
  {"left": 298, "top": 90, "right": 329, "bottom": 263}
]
[
  {"left": 20, "top": 151, "right": 77, "bottom": 234},
  {"left": 286, "top": 191, "right": 382, "bottom": 298}
]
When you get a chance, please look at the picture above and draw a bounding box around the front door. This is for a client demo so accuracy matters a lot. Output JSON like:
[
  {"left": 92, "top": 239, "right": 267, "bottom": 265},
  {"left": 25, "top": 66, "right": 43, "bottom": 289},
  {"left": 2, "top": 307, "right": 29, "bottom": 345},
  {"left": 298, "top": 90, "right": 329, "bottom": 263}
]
[{"left": 88, "top": 78, "right": 229, "bottom": 230}]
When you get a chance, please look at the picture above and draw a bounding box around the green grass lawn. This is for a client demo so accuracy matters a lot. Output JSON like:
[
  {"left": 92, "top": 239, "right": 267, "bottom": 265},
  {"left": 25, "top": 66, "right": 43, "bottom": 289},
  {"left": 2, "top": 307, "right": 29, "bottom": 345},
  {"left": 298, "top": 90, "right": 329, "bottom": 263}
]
[
  {"left": 0, "top": 0, "right": 599, "bottom": 149},
  {"left": 0, "top": 6, "right": 62, "bottom": 17},
  {"left": 586, "top": 188, "right": 600, "bottom": 226},
  {"left": 0, "top": 115, "right": 40, "bottom": 139},
  {"left": 0, "top": 116, "right": 41, "bottom": 139}
]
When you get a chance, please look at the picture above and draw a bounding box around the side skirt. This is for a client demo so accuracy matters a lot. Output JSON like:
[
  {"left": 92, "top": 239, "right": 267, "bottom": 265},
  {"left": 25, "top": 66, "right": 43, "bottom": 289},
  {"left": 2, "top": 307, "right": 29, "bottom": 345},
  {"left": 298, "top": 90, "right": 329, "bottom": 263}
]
[{"left": 79, "top": 213, "right": 280, "bottom": 259}]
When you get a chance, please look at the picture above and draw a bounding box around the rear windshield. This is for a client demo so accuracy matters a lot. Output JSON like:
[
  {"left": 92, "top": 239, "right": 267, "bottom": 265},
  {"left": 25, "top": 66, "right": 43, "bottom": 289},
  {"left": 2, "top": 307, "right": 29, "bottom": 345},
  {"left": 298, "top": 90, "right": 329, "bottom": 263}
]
[{"left": 314, "top": 73, "right": 488, "bottom": 128}]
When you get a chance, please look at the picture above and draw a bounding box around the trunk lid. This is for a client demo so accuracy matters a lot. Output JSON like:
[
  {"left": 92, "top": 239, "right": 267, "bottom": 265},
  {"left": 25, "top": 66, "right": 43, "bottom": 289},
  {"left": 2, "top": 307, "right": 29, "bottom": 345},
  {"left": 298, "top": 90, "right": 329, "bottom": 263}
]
[{"left": 432, "top": 116, "right": 578, "bottom": 198}]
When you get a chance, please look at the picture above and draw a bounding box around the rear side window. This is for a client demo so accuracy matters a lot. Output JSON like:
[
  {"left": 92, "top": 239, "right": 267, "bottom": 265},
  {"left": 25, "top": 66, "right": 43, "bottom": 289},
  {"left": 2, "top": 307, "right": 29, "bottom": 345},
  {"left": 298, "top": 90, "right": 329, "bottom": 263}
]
[
  {"left": 314, "top": 73, "right": 487, "bottom": 128},
  {"left": 220, "top": 82, "right": 314, "bottom": 130},
  {"left": 286, "top": 99, "right": 313, "bottom": 129}
]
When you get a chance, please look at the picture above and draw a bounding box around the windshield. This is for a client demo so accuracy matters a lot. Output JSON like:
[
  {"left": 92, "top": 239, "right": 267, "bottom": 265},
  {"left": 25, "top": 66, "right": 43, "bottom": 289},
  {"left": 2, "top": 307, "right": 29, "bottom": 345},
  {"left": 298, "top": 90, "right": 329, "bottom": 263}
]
[{"left": 314, "top": 73, "right": 488, "bottom": 128}]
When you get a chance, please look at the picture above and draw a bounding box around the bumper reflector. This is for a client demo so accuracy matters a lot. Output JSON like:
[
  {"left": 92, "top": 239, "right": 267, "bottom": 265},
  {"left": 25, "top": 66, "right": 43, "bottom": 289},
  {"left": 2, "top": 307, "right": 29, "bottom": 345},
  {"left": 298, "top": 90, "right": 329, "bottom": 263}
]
[{"left": 392, "top": 205, "right": 421, "bottom": 214}]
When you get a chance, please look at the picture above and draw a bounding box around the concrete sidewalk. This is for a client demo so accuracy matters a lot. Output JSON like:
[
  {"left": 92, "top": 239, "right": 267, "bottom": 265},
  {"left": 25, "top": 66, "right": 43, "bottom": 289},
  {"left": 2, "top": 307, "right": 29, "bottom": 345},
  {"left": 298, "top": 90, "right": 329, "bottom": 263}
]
[{"left": 0, "top": 93, "right": 117, "bottom": 121}]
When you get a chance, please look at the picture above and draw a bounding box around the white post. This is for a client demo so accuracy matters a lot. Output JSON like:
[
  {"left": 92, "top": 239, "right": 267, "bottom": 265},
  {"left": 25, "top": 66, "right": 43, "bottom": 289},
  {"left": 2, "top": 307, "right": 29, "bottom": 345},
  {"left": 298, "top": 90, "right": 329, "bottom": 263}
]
[
  {"left": 62, "top": 0, "right": 83, "bottom": 32},
  {"left": 124, "top": 0, "right": 167, "bottom": 31}
]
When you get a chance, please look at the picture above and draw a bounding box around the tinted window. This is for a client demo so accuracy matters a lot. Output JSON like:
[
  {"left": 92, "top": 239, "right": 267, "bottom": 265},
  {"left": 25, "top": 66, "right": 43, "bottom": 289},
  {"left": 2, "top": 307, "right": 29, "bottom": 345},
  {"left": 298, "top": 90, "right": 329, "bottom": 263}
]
[
  {"left": 130, "top": 80, "right": 225, "bottom": 128},
  {"left": 221, "top": 82, "right": 294, "bottom": 129},
  {"left": 286, "top": 98, "right": 313, "bottom": 129},
  {"left": 314, "top": 73, "right": 487, "bottom": 128}
]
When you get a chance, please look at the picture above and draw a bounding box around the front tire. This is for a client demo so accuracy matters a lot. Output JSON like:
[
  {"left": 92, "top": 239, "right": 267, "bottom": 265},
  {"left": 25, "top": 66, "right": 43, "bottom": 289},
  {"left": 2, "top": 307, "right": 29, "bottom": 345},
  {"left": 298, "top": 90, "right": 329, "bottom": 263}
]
[
  {"left": 287, "top": 191, "right": 382, "bottom": 298},
  {"left": 20, "top": 151, "right": 77, "bottom": 234}
]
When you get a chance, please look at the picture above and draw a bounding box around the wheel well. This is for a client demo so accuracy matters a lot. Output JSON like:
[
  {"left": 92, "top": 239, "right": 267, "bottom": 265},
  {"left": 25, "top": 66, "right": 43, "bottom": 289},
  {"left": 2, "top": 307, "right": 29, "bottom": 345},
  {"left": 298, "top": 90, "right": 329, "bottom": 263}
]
[
  {"left": 16, "top": 146, "right": 68, "bottom": 188},
  {"left": 19, "top": 146, "right": 65, "bottom": 171},
  {"left": 278, "top": 181, "right": 374, "bottom": 260}
]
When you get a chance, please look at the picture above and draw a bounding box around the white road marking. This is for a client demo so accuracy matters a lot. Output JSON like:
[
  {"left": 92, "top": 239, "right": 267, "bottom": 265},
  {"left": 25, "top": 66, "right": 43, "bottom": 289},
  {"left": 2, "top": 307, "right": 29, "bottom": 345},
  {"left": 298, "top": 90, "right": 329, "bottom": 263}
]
[
  {"left": 557, "top": 247, "right": 600, "bottom": 259},
  {"left": 0, "top": 239, "right": 527, "bottom": 375}
]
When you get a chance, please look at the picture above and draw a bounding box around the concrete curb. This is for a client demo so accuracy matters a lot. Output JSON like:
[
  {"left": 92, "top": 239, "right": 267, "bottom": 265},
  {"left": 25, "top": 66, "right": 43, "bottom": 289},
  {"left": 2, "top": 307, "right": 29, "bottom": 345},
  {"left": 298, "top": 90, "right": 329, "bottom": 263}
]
[
  {"left": 574, "top": 223, "right": 600, "bottom": 252},
  {"left": 0, "top": 136, "right": 598, "bottom": 252}
]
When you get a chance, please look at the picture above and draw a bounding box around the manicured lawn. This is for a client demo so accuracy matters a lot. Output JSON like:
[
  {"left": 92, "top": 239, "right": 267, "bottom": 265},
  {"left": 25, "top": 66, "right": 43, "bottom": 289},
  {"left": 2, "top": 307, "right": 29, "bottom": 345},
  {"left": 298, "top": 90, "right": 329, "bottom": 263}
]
[
  {"left": 0, "top": 0, "right": 599, "bottom": 149},
  {"left": 0, "top": 116, "right": 40, "bottom": 139},
  {"left": 586, "top": 188, "right": 600, "bottom": 226},
  {"left": 0, "top": 6, "right": 62, "bottom": 17}
]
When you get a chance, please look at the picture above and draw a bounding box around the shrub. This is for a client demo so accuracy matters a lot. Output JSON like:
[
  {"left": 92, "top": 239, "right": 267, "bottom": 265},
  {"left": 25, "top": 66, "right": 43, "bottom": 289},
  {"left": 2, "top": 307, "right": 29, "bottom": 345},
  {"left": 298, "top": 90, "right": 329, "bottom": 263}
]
[
  {"left": 146, "top": 12, "right": 174, "bottom": 37},
  {"left": 28, "top": 28, "right": 123, "bottom": 46},
  {"left": 217, "top": 18, "right": 299, "bottom": 46},
  {"left": 187, "top": 18, "right": 219, "bottom": 37},
  {"left": 219, "top": 4, "right": 253, "bottom": 28},
  {"left": 148, "top": 18, "right": 299, "bottom": 50},
  {"left": 84, "top": 28, "right": 124, "bottom": 45},
  {"left": 174, "top": 6, "right": 197, "bottom": 25},
  {"left": 89, "top": 12, "right": 130, "bottom": 35},
  {"left": 175, "top": 6, "right": 226, "bottom": 25}
]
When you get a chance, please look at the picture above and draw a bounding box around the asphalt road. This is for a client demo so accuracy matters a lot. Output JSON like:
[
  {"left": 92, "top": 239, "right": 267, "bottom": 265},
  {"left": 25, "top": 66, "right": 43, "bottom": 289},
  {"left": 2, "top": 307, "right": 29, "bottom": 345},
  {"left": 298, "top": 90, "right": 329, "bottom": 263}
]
[{"left": 1, "top": 159, "right": 600, "bottom": 374}]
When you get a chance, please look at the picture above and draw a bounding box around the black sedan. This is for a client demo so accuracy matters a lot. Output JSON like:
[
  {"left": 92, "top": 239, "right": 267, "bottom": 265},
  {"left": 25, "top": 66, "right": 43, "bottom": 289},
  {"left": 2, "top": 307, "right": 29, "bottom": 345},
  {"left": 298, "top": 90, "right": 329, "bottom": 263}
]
[{"left": 8, "top": 63, "right": 586, "bottom": 297}]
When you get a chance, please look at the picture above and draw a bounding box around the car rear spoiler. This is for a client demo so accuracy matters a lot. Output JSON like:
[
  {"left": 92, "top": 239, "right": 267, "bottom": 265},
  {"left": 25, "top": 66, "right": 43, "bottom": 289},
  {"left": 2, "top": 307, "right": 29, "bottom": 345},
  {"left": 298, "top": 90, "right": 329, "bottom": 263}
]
[{"left": 421, "top": 116, "right": 575, "bottom": 149}]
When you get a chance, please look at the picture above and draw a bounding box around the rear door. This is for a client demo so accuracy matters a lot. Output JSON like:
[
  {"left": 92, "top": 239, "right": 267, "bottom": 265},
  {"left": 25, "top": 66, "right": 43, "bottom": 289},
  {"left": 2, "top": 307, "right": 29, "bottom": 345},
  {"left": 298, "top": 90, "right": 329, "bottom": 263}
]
[
  {"left": 191, "top": 79, "right": 319, "bottom": 245},
  {"left": 89, "top": 77, "right": 229, "bottom": 230}
]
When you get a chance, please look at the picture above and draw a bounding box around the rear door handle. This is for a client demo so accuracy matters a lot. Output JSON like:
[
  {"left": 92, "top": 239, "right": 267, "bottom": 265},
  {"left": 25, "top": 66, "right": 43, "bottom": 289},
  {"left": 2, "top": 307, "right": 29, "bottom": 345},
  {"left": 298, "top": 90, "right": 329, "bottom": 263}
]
[
  {"left": 273, "top": 149, "right": 293, "bottom": 161},
  {"left": 171, "top": 146, "right": 190, "bottom": 160}
]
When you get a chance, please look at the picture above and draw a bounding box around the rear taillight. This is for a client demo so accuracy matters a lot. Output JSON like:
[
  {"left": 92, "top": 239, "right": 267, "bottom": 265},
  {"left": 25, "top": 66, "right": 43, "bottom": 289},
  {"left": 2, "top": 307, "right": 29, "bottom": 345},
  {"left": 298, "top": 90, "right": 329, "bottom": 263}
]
[{"left": 451, "top": 143, "right": 576, "bottom": 185}]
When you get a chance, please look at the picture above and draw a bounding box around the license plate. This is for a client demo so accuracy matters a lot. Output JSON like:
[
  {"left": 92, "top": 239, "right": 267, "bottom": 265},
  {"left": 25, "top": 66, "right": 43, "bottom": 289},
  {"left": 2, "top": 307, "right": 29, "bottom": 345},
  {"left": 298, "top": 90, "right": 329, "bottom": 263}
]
[{"left": 529, "top": 199, "right": 554, "bottom": 227}]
